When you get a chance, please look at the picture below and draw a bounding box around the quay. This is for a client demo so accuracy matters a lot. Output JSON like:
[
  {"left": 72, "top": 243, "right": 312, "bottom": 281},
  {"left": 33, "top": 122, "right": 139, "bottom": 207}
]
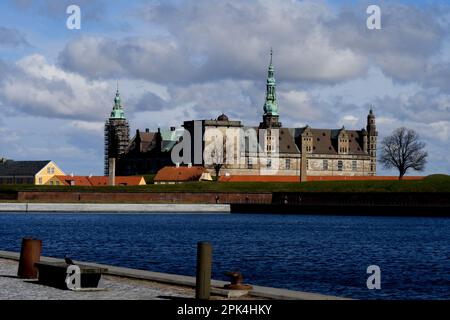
[
  {"left": 0, "top": 203, "right": 231, "bottom": 213},
  {"left": 0, "top": 251, "right": 348, "bottom": 300}
]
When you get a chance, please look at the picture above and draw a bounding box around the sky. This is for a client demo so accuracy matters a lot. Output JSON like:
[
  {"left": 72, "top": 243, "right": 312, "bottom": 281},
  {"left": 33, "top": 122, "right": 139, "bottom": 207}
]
[{"left": 0, "top": 0, "right": 449, "bottom": 176}]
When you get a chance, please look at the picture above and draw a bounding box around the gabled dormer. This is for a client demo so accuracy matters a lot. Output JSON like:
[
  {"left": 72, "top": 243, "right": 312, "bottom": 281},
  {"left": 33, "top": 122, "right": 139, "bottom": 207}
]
[
  {"left": 337, "top": 126, "right": 349, "bottom": 155},
  {"left": 301, "top": 125, "right": 313, "bottom": 153}
]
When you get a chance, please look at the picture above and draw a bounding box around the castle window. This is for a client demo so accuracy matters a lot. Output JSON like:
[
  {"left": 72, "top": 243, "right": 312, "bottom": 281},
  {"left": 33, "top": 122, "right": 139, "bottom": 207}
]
[
  {"left": 323, "top": 160, "right": 329, "bottom": 171},
  {"left": 352, "top": 160, "right": 357, "bottom": 171},
  {"left": 286, "top": 159, "right": 291, "bottom": 170},
  {"left": 338, "top": 161, "right": 343, "bottom": 171},
  {"left": 247, "top": 157, "right": 253, "bottom": 169},
  {"left": 267, "top": 159, "right": 272, "bottom": 168}
]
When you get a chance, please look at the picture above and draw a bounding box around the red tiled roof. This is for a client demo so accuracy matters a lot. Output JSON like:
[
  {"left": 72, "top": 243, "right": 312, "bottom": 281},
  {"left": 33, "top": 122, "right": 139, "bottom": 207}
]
[
  {"left": 219, "top": 175, "right": 300, "bottom": 182},
  {"left": 154, "top": 166, "right": 207, "bottom": 182},
  {"left": 54, "top": 175, "right": 145, "bottom": 186},
  {"left": 88, "top": 176, "right": 145, "bottom": 186},
  {"left": 307, "top": 176, "right": 424, "bottom": 181},
  {"left": 219, "top": 175, "right": 424, "bottom": 182},
  {"left": 55, "top": 175, "right": 92, "bottom": 186}
]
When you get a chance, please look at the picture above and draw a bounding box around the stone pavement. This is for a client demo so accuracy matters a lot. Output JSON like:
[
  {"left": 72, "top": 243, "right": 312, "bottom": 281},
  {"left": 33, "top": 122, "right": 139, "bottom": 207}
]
[{"left": 0, "top": 258, "right": 195, "bottom": 300}]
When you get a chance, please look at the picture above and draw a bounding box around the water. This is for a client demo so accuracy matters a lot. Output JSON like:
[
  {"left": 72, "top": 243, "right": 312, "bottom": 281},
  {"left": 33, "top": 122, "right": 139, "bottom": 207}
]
[{"left": 0, "top": 213, "right": 449, "bottom": 300}]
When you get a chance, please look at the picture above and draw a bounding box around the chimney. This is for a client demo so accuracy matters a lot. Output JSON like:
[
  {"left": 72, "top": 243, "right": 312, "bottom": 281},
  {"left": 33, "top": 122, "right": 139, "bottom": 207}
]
[{"left": 108, "top": 158, "right": 116, "bottom": 186}]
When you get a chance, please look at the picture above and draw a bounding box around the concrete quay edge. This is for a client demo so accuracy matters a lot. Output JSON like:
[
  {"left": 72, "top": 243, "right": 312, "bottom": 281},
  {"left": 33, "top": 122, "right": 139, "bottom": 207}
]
[
  {"left": 0, "top": 203, "right": 230, "bottom": 213},
  {"left": 0, "top": 251, "right": 349, "bottom": 300}
]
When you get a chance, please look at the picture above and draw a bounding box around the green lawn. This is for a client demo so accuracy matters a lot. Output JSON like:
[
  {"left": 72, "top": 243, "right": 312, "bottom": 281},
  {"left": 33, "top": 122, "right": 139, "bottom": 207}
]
[{"left": 1, "top": 175, "right": 449, "bottom": 193}]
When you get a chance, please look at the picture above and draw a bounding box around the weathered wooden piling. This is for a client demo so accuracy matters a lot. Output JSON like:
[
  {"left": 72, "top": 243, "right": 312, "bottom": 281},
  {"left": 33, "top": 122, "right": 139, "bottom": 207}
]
[
  {"left": 17, "top": 238, "right": 42, "bottom": 279},
  {"left": 195, "top": 241, "right": 212, "bottom": 300}
]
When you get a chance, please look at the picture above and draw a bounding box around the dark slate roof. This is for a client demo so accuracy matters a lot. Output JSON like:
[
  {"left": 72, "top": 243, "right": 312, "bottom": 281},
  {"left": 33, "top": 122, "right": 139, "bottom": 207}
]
[
  {"left": 245, "top": 127, "right": 300, "bottom": 154},
  {"left": 127, "top": 132, "right": 157, "bottom": 153},
  {"left": 293, "top": 128, "right": 366, "bottom": 155},
  {"left": 0, "top": 160, "right": 51, "bottom": 176},
  {"left": 278, "top": 128, "right": 300, "bottom": 154}
]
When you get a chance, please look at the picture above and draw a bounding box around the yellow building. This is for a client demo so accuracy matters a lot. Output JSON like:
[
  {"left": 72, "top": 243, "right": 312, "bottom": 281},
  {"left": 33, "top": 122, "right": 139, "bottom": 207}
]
[{"left": 0, "top": 159, "right": 65, "bottom": 185}]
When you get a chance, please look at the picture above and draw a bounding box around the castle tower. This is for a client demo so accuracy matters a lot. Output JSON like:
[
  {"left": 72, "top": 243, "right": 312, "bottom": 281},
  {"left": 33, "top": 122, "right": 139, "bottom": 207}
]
[
  {"left": 260, "top": 49, "right": 282, "bottom": 129},
  {"left": 366, "top": 108, "right": 378, "bottom": 175},
  {"left": 104, "top": 87, "right": 130, "bottom": 175}
]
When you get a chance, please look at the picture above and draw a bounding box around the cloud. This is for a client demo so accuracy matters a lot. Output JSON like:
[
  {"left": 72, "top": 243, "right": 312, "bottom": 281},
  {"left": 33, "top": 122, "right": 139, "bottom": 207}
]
[
  {"left": 329, "top": 2, "right": 450, "bottom": 92},
  {"left": 340, "top": 115, "right": 359, "bottom": 128},
  {"left": 58, "top": 0, "right": 369, "bottom": 84},
  {"left": 0, "top": 54, "right": 112, "bottom": 121},
  {"left": 0, "top": 26, "right": 29, "bottom": 48},
  {"left": 59, "top": 36, "right": 189, "bottom": 83},
  {"left": 375, "top": 89, "right": 450, "bottom": 125},
  {"left": 56, "top": 0, "right": 450, "bottom": 91}
]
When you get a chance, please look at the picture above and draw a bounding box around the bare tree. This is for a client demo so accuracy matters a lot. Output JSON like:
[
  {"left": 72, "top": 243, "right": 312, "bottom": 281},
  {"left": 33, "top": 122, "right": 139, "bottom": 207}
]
[
  {"left": 380, "top": 127, "right": 428, "bottom": 179},
  {"left": 213, "top": 162, "right": 223, "bottom": 181},
  {"left": 212, "top": 144, "right": 225, "bottom": 181}
]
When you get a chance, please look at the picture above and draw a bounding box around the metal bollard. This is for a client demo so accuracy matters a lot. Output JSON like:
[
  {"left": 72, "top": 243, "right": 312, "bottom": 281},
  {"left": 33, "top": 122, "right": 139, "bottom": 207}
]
[
  {"left": 17, "top": 238, "right": 42, "bottom": 279},
  {"left": 195, "top": 241, "right": 212, "bottom": 300}
]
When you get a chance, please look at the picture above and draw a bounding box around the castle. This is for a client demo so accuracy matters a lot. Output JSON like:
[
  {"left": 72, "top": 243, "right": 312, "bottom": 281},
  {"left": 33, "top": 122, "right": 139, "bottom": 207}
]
[{"left": 105, "top": 52, "right": 377, "bottom": 178}]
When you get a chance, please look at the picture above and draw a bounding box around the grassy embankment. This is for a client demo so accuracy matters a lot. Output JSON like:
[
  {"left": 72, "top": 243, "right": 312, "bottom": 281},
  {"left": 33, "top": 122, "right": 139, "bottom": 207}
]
[{"left": 0, "top": 175, "right": 449, "bottom": 194}]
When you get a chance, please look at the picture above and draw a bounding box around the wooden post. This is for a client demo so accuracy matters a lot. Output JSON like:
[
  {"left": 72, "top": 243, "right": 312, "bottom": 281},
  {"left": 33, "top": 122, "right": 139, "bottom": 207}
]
[
  {"left": 196, "top": 241, "right": 212, "bottom": 300},
  {"left": 17, "top": 238, "right": 42, "bottom": 279}
]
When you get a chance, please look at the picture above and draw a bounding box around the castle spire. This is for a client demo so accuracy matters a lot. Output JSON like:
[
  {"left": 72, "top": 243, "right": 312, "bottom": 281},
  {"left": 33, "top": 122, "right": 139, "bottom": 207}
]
[
  {"left": 110, "top": 84, "right": 126, "bottom": 119},
  {"left": 263, "top": 48, "right": 278, "bottom": 116},
  {"left": 259, "top": 49, "right": 282, "bottom": 128}
]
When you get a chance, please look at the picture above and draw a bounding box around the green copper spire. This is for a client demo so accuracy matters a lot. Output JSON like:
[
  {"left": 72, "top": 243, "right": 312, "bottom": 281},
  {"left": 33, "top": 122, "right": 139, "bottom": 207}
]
[
  {"left": 110, "top": 83, "right": 126, "bottom": 119},
  {"left": 263, "top": 48, "right": 279, "bottom": 116}
]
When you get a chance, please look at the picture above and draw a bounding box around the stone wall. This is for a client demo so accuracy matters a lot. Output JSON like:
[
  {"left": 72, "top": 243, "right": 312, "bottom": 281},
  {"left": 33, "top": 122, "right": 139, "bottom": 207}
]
[{"left": 17, "top": 191, "right": 273, "bottom": 204}]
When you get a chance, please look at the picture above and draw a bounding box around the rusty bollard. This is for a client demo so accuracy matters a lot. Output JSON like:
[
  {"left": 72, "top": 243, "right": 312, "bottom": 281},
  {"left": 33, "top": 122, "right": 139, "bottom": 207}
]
[
  {"left": 196, "top": 242, "right": 212, "bottom": 300},
  {"left": 17, "top": 238, "right": 42, "bottom": 279},
  {"left": 224, "top": 271, "right": 253, "bottom": 290}
]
